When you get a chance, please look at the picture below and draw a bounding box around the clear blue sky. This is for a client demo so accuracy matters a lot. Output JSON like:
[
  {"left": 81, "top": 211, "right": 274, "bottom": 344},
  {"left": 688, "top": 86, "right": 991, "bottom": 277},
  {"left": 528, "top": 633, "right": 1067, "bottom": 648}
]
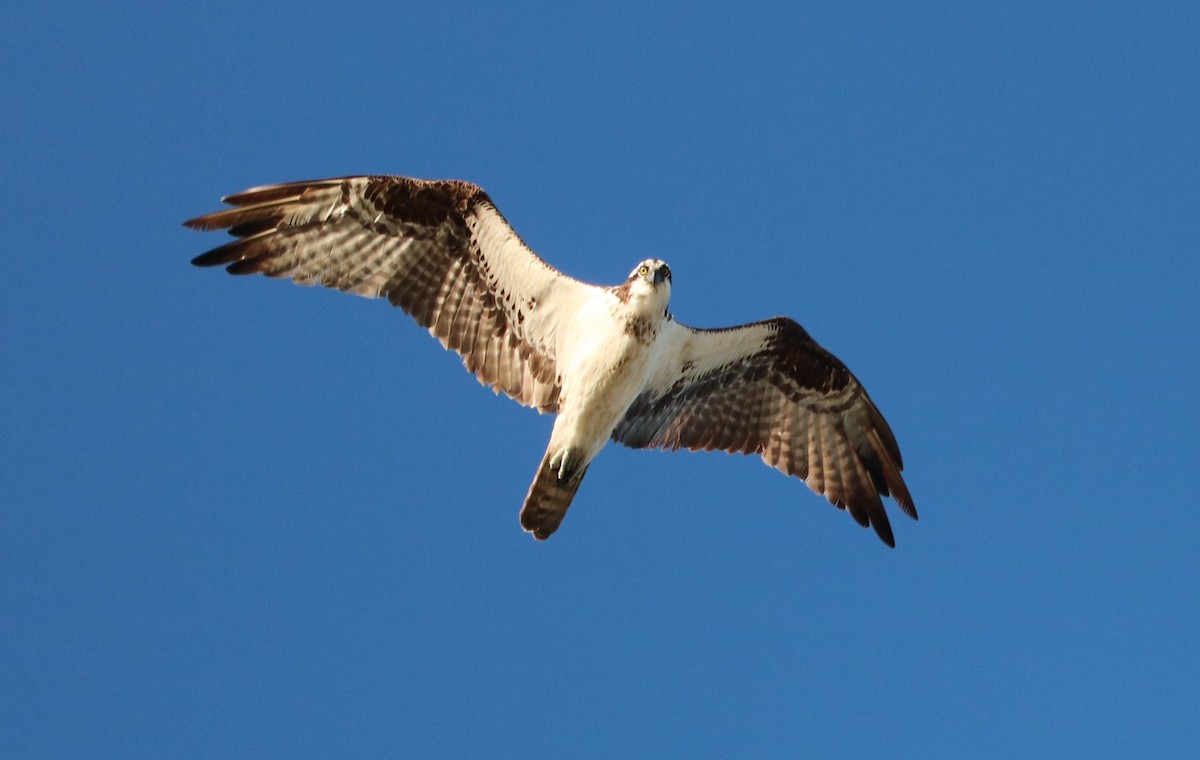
[{"left": 3, "top": 1, "right": 1197, "bottom": 757}]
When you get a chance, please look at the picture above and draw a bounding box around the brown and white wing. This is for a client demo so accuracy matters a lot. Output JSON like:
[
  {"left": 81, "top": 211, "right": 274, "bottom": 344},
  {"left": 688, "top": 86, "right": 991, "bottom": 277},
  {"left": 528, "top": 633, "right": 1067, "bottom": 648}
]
[
  {"left": 613, "top": 317, "right": 916, "bottom": 546},
  {"left": 186, "top": 175, "right": 597, "bottom": 413}
]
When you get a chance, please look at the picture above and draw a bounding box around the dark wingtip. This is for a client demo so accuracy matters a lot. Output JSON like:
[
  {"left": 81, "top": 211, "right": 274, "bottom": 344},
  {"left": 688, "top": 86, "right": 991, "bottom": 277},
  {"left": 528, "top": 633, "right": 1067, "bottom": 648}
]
[
  {"left": 893, "top": 486, "right": 918, "bottom": 521},
  {"left": 190, "top": 250, "right": 261, "bottom": 275},
  {"left": 183, "top": 213, "right": 225, "bottom": 231},
  {"left": 875, "top": 523, "right": 897, "bottom": 548},
  {"left": 871, "top": 510, "right": 896, "bottom": 548},
  {"left": 190, "top": 252, "right": 219, "bottom": 268}
]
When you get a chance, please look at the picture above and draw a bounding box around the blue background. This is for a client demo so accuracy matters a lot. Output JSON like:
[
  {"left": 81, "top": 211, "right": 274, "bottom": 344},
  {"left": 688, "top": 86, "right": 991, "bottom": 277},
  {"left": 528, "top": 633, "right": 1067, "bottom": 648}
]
[{"left": 3, "top": 1, "right": 1197, "bottom": 756}]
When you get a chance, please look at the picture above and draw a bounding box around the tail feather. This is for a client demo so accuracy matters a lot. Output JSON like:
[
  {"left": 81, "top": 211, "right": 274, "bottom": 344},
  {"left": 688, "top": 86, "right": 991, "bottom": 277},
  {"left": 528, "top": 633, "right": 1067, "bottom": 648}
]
[{"left": 520, "top": 452, "right": 588, "bottom": 540}]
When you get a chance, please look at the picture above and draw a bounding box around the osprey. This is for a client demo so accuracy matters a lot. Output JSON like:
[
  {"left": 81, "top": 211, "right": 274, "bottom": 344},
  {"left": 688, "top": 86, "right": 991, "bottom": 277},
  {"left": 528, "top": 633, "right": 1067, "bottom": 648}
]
[{"left": 186, "top": 175, "right": 916, "bottom": 545}]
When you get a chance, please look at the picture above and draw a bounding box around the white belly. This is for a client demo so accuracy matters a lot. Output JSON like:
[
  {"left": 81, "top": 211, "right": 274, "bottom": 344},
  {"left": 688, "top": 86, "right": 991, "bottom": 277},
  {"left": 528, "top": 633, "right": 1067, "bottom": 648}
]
[{"left": 550, "top": 296, "right": 659, "bottom": 462}]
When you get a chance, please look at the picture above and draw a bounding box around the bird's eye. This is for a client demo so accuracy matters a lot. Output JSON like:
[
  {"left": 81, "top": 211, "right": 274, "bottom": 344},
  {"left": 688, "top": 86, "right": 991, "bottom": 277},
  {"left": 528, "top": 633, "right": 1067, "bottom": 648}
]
[{"left": 637, "top": 265, "right": 649, "bottom": 277}]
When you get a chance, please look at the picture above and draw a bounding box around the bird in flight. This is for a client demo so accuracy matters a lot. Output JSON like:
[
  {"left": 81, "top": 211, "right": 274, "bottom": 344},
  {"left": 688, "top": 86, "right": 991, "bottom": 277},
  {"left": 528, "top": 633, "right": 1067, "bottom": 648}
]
[{"left": 186, "top": 175, "right": 916, "bottom": 545}]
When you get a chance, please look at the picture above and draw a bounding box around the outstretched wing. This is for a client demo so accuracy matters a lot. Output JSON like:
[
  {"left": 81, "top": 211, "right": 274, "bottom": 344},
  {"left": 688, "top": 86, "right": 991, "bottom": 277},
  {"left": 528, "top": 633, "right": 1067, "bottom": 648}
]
[
  {"left": 186, "top": 175, "right": 597, "bottom": 412},
  {"left": 613, "top": 317, "right": 915, "bottom": 546}
]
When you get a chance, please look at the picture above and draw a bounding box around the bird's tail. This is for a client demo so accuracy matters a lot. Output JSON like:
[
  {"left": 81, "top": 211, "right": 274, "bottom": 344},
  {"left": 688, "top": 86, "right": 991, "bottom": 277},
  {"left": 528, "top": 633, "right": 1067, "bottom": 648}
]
[{"left": 520, "top": 449, "right": 589, "bottom": 540}]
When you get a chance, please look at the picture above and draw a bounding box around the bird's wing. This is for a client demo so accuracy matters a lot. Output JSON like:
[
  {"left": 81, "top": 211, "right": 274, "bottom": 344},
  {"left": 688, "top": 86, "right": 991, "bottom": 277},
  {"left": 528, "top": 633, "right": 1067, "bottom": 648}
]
[
  {"left": 186, "top": 175, "right": 598, "bottom": 412},
  {"left": 613, "top": 317, "right": 915, "bottom": 546}
]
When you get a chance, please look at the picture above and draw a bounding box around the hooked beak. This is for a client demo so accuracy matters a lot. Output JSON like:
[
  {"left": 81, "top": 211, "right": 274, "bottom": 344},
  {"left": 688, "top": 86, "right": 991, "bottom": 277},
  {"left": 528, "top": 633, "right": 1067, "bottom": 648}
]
[{"left": 653, "top": 265, "right": 670, "bottom": 286}]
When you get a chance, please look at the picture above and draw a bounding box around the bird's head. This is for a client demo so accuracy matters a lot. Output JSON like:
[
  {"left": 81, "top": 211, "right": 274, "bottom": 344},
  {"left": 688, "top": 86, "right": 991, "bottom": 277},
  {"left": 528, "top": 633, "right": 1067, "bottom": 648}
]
[
  {"left": 617, "top": 259, "right": 672, "bottom": 316},
  {"left": 623, "top": 259, "right": 673, "bottom": 311},
  {"left": 627, "top": 258, "right": 672, "bottom": 289}
]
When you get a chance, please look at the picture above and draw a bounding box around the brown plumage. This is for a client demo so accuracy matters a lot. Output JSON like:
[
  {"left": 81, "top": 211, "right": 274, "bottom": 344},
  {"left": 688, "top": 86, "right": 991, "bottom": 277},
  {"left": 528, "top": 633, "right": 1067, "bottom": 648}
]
[
  {"left": 187, "top": 174, "right": 917, "bottom": 546},
  {"left": 612, "top": 318, "right": 915, "bottom": 547},
  {"left": 186, "top": 175, "right": 571, "bottom": 413},
  {"left": 520, "top": 450, "right": 590, "bottom": 539}
]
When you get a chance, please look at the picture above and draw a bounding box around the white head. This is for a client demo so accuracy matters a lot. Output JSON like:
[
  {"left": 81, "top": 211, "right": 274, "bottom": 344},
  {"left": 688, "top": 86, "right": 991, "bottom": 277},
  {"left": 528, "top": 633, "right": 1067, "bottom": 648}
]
[{"left": 623, "top": 258, "right": 672, "bottom": 305}]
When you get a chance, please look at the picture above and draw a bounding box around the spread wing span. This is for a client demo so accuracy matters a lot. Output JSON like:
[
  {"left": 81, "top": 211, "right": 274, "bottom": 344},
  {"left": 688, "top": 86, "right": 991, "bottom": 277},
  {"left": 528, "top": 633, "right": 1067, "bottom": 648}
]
[
  {"left": 613, "top": 317, "right": 915, "bottom": 546},
  {"left": 187, "top": 174, "right": 917, "bottom": 546}
]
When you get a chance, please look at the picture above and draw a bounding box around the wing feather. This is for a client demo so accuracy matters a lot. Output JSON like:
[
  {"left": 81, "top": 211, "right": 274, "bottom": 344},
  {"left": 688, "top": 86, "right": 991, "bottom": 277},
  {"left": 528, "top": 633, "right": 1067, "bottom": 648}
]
[
  {"left": 186, "top": 175, "right": 593, "bottom": 413},
  {"left": 613, "top": 316, "right": 915, "bottom": 546}
]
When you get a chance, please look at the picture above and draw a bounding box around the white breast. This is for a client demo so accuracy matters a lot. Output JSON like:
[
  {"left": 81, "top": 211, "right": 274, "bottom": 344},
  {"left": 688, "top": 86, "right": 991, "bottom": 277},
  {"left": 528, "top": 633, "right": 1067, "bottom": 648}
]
[{"left": 550, "top": 290, "right": 664, "bottom": 461}]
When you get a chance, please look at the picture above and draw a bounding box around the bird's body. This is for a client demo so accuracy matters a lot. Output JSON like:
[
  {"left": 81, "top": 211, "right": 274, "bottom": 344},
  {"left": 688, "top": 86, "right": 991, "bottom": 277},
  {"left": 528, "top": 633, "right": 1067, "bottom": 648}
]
[
  {"left": 187, "top": 174, "right": 916, "bottom": 545},
  {"left": 522, "top": 261, "right": 674, "bottom": 536}
]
